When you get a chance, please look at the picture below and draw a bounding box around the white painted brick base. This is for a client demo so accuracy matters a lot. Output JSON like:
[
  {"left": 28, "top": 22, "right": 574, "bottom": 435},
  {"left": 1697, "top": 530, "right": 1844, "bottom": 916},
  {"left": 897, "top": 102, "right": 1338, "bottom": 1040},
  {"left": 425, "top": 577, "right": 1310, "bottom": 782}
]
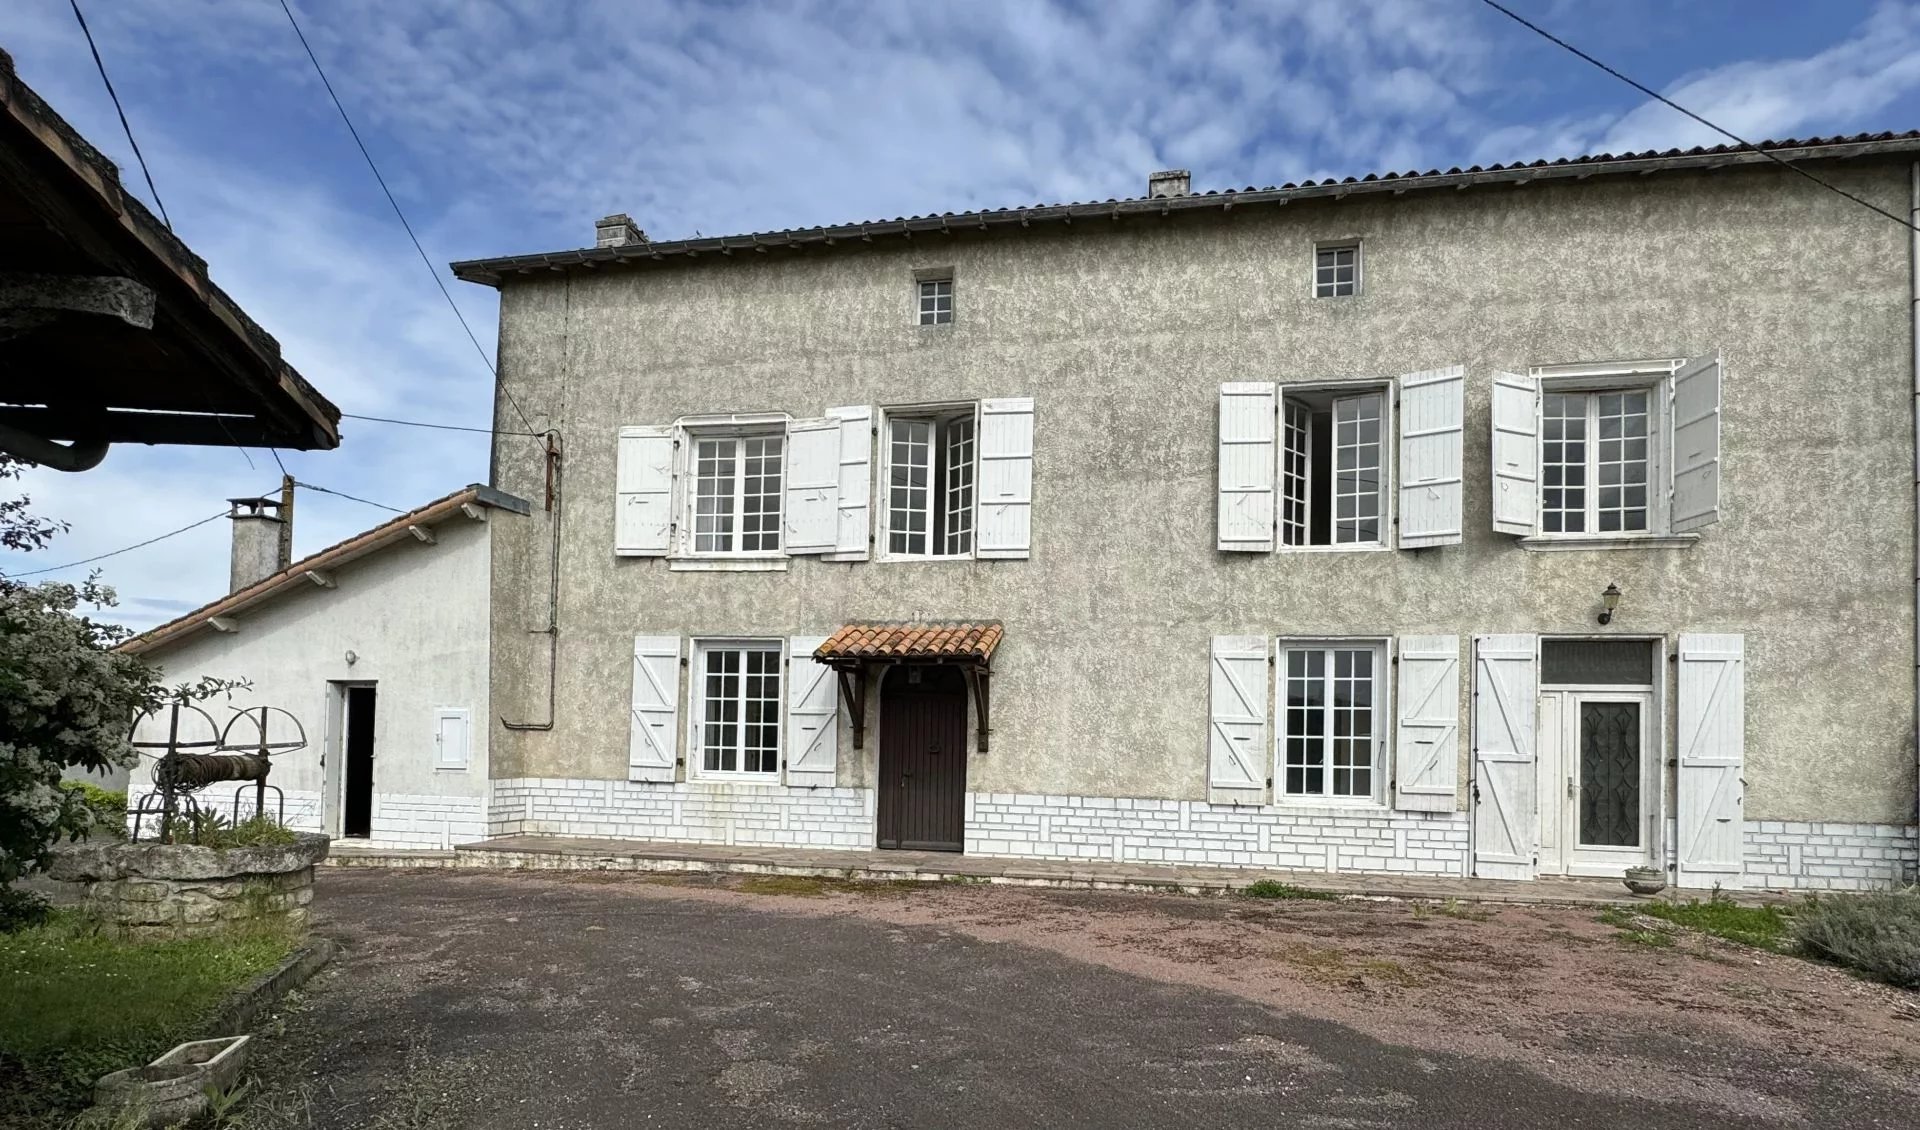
[
  {"left": 1744, "top": 820, "right": 1918, "bottom": 891},
  {"left": 130, "top": 786, "right": 483, "bottom": 851},
  {"left": 490, "top": 777, "right": 873, "bottom": 849},
  {"left": 967, "top": 793, "right": 1474, "bottom": 876}
]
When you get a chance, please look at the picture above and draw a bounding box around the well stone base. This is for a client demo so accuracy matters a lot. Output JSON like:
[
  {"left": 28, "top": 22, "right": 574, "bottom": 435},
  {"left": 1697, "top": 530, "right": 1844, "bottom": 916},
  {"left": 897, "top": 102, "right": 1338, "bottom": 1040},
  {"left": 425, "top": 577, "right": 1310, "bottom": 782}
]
[{"left": 47, "top": 832, "right": 329, "bottom": 939}]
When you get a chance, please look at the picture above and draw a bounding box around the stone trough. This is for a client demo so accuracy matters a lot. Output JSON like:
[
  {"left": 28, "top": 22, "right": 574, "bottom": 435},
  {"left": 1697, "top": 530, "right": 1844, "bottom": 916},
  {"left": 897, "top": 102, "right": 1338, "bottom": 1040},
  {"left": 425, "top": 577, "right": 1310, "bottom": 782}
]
[
  {"left": 92, "top": 1035, "right": 251, "bottom": 1128},
  {"left": 47, "top": 833, "right": 329, "bottom": 939}
]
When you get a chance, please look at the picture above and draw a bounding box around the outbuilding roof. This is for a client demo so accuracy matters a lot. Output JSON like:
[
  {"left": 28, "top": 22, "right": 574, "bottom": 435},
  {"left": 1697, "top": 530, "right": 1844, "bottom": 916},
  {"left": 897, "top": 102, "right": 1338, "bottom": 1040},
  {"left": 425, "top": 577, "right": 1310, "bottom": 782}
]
[
  {"left": 450, "top": 132, "right": 1920, "bottom": 287},
  {"left": 814, "top": 621, "right": 1004, "bottom": 664},
  {"left": 119, "top": 484, "right": 529, "bottom": 656}
]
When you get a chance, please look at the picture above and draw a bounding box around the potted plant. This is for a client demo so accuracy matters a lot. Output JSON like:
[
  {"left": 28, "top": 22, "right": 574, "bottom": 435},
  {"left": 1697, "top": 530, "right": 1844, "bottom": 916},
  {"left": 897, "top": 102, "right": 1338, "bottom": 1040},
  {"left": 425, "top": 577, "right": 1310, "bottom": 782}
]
[{"left": 1623, "top": 865, "right": 1666, "bottom": 896}]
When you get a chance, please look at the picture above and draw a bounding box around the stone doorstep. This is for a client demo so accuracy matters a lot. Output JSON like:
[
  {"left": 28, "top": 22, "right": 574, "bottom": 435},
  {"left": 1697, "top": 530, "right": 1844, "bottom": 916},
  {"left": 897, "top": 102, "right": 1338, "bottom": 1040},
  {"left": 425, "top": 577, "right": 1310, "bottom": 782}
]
[{"left": 310, "top": 837, "right": 1700, "bottom": 907}]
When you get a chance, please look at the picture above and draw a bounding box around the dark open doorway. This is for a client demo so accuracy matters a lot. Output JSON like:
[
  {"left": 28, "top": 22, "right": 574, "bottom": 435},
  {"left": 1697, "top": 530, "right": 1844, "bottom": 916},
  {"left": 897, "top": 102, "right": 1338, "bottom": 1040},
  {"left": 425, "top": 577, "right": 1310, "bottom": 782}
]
[
  {"left": 343, "top": 685, "right": 376, "bottom": 839},
  {"left": 877, "top": 665, "right": 968, "bottom": 852}
]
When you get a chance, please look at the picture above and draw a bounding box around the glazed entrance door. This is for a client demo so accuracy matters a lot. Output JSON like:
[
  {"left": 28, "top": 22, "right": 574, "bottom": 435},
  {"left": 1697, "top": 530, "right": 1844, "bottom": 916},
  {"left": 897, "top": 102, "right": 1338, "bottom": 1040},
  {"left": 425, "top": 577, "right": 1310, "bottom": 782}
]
[
  {"left": 877, "top": 666, "right": 968, "bottom": 851},
  {"left": 1538, "top": 690, "right": 1654, "bottom": 876}
]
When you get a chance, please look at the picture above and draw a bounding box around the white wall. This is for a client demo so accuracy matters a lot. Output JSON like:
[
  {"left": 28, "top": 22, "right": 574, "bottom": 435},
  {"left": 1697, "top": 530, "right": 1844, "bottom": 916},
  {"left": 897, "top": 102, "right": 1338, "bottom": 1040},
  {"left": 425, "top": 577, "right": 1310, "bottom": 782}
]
[{"left": 128, "top": 514, "right": 492, "bottom": 848}]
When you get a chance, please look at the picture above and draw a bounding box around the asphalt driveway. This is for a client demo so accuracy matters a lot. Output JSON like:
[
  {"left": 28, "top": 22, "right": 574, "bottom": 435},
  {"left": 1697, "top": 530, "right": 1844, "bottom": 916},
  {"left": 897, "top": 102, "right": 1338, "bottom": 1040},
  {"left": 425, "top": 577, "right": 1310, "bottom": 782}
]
[{"left": 233, "top": 870, "right": 1920, "bottom": 1129}]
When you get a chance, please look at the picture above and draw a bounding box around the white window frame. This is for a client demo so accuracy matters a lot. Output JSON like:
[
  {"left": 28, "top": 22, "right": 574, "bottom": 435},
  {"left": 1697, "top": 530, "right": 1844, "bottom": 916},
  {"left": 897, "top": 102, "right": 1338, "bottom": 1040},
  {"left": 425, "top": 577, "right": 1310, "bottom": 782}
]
[
  {"left": 1275, "top": 636, "right": 1392, "bottom": 807},
  {"left": 1277, "top": 380, "right": 1394, "bottom": 553},
  {"left": 674, "top": 414, "right": 789, "bottom": 560},
  {"left": 1527, "top": 359, "right": 1680, "bottom": 544},
  {"left": 687, "top": 638, "right": 785, "bottom": 782},
  {"left": 432, "top": 707, "right": 471, "bottom": 771},
  {"left": 877, "top": 401, "right": 983, "bottom": 561},
  {"left": 917, "top": 276, "right": 953, "bottom": 325},
  {"left": 1312, "top": 241, "right": 1361, "bottom": 299}
]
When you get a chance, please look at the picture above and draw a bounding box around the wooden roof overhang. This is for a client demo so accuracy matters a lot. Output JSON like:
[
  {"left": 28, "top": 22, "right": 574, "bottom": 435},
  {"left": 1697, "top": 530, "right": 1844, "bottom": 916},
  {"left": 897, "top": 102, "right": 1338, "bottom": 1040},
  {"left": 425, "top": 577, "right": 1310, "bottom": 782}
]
[
  {"left": 0, "top": 49, "right": 339, "bottom": 467},
  {"left": 813, "top": 622, "right": 1002, "bottom": 752}
]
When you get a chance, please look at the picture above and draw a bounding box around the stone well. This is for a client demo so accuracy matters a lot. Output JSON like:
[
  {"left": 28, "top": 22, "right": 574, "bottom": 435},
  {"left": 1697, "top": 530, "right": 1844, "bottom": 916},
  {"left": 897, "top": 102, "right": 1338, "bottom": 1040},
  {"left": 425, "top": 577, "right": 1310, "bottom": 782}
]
[{"left": 47, "top": 833, "right": 330, "bottom": 938}]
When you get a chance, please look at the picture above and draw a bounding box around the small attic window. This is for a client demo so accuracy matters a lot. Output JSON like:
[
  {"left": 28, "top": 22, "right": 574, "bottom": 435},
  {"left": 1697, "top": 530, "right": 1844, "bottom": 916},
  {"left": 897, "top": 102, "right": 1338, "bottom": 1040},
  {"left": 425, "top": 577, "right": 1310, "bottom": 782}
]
[
  {"left": 1314, "top": 243, "right": 1360, "bottom": 298},
  {"left": 918, "top": 276, "right": 953, "bottom": 325}
]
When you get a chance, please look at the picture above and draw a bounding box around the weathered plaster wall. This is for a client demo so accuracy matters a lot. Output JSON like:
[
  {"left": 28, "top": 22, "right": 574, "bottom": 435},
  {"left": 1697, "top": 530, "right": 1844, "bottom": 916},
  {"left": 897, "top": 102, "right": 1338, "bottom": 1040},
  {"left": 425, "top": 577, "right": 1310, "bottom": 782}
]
[
  {"left": 487, "top": 162, "right": 1917, "bottom": 825},
  {"left": 130, "top": 516, "right": 494, "bottom": 838}
]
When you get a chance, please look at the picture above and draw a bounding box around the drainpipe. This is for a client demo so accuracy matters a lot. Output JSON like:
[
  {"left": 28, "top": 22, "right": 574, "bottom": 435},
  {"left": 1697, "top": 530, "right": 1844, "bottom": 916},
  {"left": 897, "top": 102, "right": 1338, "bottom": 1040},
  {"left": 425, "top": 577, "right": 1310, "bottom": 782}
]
[
  {"left": 0, "top": 422, "right": 108, "bottom": 472},
  {"left": 1911, "top": 161, "right": 1920, "bottom": 870}
]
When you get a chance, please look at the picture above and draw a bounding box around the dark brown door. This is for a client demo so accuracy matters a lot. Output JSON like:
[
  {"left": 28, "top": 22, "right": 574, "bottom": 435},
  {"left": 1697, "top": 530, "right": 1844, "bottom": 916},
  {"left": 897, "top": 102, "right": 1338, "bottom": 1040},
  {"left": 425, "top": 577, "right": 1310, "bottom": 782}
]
[{"left": 877, "top": 666, "right": 968, "bottom": 851}]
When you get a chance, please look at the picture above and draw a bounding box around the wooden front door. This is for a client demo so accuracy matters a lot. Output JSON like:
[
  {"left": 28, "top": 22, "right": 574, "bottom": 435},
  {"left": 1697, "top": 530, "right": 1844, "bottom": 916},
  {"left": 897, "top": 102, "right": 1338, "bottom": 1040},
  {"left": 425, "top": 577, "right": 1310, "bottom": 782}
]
[{"left": 877, "top": 665, "right": 968, "bottom": 851}]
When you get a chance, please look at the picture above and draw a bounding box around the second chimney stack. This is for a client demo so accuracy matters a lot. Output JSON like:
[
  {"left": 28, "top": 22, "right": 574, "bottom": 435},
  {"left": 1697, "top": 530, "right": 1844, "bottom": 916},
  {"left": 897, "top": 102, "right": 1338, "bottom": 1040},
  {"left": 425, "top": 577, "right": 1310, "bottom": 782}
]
[
  {"left": 595, "top": 214, "right": 646, "bottom": 248},
  {"left": 228, "top": 496, "right": 288, "bottom": 594},
  {"left": 1147, "top": 169, "right": 1191, "bottom": 198}
]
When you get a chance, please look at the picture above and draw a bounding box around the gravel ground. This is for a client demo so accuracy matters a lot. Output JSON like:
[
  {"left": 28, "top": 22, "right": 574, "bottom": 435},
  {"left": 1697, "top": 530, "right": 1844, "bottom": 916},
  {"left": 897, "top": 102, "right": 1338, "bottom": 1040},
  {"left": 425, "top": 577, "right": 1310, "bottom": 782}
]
[{"left": 231, "top": 869, "right": 1920, "bottom": 1129}]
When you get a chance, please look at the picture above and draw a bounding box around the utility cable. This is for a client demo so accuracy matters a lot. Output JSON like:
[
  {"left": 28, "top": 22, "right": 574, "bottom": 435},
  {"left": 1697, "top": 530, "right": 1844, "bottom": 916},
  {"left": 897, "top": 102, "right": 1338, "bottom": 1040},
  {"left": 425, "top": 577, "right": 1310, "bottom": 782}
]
[
  {"left": 4, "top": 509, "right": 229, "bottom": 578},
  {"left": 274, "top": 0, "right": 542, "bottom": 436},
  {"left": 1478, "top": 0, "right": 1919, "bottom": 234},
  {"left": 69, "top": 0, "right": 171, "bottom": 230},
  {"left": 339, "top": 411, "right": 545, "bottom": 438},
  {"left": 291, "top": 479, "right": 402, "bottom": 513}
]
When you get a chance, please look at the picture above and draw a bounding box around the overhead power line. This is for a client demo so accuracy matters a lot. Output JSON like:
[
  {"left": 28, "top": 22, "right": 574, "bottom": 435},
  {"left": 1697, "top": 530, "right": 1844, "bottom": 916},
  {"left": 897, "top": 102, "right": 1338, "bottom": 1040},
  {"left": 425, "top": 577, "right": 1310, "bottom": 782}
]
[
  {"left": 69, "top": 0, "right": 171, "bottom": 229},
  {"left": 292, "top": 479, "right": 402, "bottom": 514},
  {"left": 340, "top": 411, "right": 546, "bottom": 438},
  {"left": 274, "top": 0, "right": 543, "bottom": 436},
  {"left": 1478, "top": 0, "right": 1918, "bottom": 234},
  {"left": 4, "top": 508, "right": 229, "bottom": 578}
]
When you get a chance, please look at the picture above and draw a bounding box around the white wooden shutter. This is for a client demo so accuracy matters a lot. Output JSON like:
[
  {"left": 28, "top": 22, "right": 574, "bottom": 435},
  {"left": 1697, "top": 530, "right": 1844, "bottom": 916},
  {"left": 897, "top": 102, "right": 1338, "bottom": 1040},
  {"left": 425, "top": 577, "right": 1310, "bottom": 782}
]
[
  {"left": 976, "top": 397, "right": 1034, "bottom": 559},
  {"left": 1218, "top": 382, "right": 1277, "bottom": 552},
  {"left": 783, "top": 418, "right": 839, "bottom": 554},
  {"left": 1676, "top": 633, "right": 1744, "bottom": 889},
  {"left": 615, "top": 425, "right": 675, "bottom": 556},
  {"left": 1670, "top": 356, "right": 1723, "bottom": 534},
  {"left": 1394, "top": 635, "right": 1459, "bottom": 812},
  {"left": 433, "top": 708, "right": 471, "bottom": 769},
  {"left": 785, "top": 637, "right": 838, "bottom": 787},
  {"left": 629, "top": 635, "right": 681, "bottom": 782},
  {"left": 1490, "top": 372, "right": 1538, "bottom": 537},
  {"left": 1471, "top": 634, "right": 1537, "bottom": 879},
  {"left": 1208, "top": 636, "right": 1268, "bottom": 804},
  {"left": 824, "top": 405, "right": 872, "bottom": 561},
  {"left": 1398, "top": 366, "right": 1465, "bottom": 548}
]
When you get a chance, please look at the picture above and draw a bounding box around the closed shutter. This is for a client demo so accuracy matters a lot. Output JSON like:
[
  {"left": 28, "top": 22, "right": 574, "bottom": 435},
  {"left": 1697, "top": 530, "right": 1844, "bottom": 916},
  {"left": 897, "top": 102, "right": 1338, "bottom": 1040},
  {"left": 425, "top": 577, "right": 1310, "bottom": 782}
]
[
  {"left": 433, "top": 708, "right": 471, "bottom": 769},
  {"left": 1490, "top": 372, "right": 1538, "bottom": 537},
  {"left": 1676, "top": 633, "right": 1744, "bottom": 888},
  {"left": 1398, "top": 366, "right": 1465, "bottom": 548},
  {"left": 615, "top": 426, "right": 676, "bottom": 555},
  {"left": 1670, "top": 356, "right": 1723, "bottom": 534},
  {"left": 1394, "top": 635, "right": 1459, "bottom": 812},
  {"left": 824, "top": 405, "right": 872, "bottom": 561},
  {"left": 783, "top": 418, "right": 839, "bottom": 554},
  {"left": 1208, "top": 636, "right": 1269, "bottom": 804},
  {"left": 629, "top": 635, "right": 681, "bottom": 782},
  {"left": 1471, "top": 634, "right": 1537, "bottom": 879},
  {"left": 785, "top": 637, "right": 838, "bottom": 787},
  {"left": 976, "top": 397, "right": 1034, "bottom": 559},
  {"left": 1218, "top": 382, "right": 1277, "bottom": 552}
]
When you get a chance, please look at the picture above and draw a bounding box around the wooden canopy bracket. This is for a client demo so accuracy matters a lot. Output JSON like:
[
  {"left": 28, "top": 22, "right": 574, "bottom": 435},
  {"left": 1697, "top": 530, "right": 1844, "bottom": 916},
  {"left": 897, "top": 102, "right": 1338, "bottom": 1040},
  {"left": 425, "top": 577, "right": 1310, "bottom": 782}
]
[
  {"left": 962, "top": 664, "right": 991, "bottom": 753},
  {"left": 836, "top": 667, "right": 868, "bottom": 750}
]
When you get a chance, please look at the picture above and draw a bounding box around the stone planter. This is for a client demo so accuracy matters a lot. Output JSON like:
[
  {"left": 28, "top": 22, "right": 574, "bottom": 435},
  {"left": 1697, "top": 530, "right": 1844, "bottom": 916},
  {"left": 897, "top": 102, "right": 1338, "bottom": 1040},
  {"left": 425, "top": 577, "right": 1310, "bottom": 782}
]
[
  {"left": 1623, "top": 865, "right": 1667, "bottom": 896},
  {"left": 92, "top": 1035, "right": 251, "bottom": 1128},
  {"left": 47, "top": 833, "right": 329, "bottom": 939}
]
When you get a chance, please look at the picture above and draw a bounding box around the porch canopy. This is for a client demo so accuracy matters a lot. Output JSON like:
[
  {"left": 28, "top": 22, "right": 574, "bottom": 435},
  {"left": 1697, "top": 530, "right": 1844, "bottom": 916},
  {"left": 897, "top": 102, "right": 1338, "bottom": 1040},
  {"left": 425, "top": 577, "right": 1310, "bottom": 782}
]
[{"left": 813, "top": 621, "right": 1001, "bottom": 752}]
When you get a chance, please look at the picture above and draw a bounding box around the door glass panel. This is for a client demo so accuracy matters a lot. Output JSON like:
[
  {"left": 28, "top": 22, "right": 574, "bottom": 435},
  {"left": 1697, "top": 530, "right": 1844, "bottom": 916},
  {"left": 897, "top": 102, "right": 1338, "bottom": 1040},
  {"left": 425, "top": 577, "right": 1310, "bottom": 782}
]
[
  {"left": 1542, "top": 640, "right": 1652, "bottom": 686},
  {"left": 1579, "top": 701, "right": 1641, "bottom": 847}
]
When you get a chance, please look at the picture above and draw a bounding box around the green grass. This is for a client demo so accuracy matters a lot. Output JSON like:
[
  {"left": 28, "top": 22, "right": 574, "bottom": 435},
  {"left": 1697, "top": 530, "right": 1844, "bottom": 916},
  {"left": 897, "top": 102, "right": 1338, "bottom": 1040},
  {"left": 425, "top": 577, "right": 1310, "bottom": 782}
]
[
  {"left": 0, "top": 910, "right": 295, "bottom": 1125},
  {"left": 1638, "top": 896, "right": 1791, "bottom": 950},
  {"left": 1239, "top": 880, "right": 1336, "bottom": 901}
]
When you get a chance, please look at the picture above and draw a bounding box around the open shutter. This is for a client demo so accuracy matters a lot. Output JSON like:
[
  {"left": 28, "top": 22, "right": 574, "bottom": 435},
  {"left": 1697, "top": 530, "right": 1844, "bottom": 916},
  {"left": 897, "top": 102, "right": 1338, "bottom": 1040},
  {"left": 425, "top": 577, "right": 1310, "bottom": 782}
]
[
  {"left": 1676, "top": 633, "right": 1744, "bottom": 888},
  {"left": 1208, "top": 636, "right": 1268, "bottom": 804},
  {"left": 824, "top": 405, "right": 872, "bottom": 561},
  {"left": 783, "top": 418, "right": 839, "bottom": 554},
  {"left": 629, "top": 635, "right": 681, "bottom": 782},
  {"left": 976, "top": 397, "right": 1034, "bottom": 559},
  {"left": 1395, "top": 635, "right": 1459, "bottom": 812},
  {"left": 785, "top": 637, "right": 838, "bottom": 787},
  {"left": 1670, "top": 356, "right": 1722, "bottom": 534},
  {"left": 1490, "top": 372, "right": 1538, "bottom": 537},
  {"left": 615, "top": 426, "right": 675, "bottom": 555},
  {"left": 1471, "top": 634, "right": 1537, "bottom": 879},
  {"left": 1398, "top": 366, "right": 1465, "bottom": 548},
  {"left": 1218, "top": 382, "right": 1277, "bottom": 551}
]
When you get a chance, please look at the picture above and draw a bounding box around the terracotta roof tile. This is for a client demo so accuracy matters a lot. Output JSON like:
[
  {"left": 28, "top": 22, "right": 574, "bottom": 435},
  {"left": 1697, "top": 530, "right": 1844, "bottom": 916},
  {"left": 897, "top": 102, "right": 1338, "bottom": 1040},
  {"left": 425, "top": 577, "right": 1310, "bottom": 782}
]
[{"left": 815, "top": 621, "right": 1003, "bottom": 663}]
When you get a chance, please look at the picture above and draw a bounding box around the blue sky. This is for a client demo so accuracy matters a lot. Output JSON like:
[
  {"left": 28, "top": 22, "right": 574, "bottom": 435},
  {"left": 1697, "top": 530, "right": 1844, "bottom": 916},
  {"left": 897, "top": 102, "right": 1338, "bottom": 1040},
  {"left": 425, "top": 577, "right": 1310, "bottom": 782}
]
[{"left": 4, "top": 0, "right": 1920, "bottom": 627}]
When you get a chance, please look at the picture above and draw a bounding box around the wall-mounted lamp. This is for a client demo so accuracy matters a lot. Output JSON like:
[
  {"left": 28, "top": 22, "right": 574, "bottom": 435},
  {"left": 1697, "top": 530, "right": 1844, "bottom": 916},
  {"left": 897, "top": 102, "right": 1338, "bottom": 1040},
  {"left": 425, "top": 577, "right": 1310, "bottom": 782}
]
[
  {"left": 1597, "top": 583, "right": 1622, "bottom": 626},
  {"left": 344, "top": 650, "right": 359, "bottom": 667}
]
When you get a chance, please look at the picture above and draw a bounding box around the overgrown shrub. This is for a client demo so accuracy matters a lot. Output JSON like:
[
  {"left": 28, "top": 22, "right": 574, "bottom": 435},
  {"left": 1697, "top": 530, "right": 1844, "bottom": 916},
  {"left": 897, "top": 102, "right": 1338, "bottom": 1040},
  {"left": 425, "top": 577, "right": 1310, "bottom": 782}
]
[
  {"left": 0, "top": 885, "right": 48, "bottom": 933},
  {"left": 58, "top": 782, "right": 126, "bottom": 841},
  {"left": 1791, "top": 887, "right": 1920, "bottom": 989},
  {"left": 173, "top": 810, "right": 298, "bottom": 849}
]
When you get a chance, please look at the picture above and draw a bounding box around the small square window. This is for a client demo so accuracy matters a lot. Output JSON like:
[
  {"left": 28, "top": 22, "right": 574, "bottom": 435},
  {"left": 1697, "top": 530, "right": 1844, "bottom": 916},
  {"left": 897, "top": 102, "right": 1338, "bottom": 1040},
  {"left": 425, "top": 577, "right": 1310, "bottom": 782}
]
[
  {"left": 918, "top": 278, "right": 953, "bottom": 325},
  {"left": 1314, "top": 243, "right": 1360, "bottom": 298}
]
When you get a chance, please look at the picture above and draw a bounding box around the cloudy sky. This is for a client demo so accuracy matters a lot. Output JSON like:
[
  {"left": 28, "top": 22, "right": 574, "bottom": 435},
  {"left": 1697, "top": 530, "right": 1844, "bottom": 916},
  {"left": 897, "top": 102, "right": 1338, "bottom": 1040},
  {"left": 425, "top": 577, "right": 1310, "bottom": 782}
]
[{"left": 3, "top": 0, "right": 1920, "bottom": 627}]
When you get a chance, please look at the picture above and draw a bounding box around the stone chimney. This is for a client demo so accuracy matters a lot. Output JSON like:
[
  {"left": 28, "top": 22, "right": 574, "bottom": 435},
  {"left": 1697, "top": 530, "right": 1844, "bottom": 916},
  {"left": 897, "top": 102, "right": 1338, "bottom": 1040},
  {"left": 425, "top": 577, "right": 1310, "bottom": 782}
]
[
  {"left": 1147, "top": 169, "right": 1191, "bottom": 198},
  {"left": 595, "top": 214, "right": 646, "bottom": 248},
  {"left": 228, "top": 496, "right": 288, "bottom": 593}
]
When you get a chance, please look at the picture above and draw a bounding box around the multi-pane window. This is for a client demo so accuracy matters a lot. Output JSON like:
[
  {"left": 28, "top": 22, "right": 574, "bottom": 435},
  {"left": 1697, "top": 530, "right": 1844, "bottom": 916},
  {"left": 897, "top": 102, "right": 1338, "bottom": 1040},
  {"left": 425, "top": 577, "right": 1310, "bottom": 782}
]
[
  {"left": 698, "top": 644, "right": 781, "bottom": 776},
  {"left": 1313, "top": 243, "right": 1359, "bottom": 298},
  {"left": 692, "top": 435, "right": 783, "bottom": 553},
  {"left": 918, "top": 278, "right": 953, "bottom": 325},
  {"left": 1541, "top": 391, "right": 1649, "bottom": 534},
  {"left": 1282, "top": 644, "right": 1381, "bottom": 800},
  {"left": 887, "top": 409, "right": 975, "bottom": 556},
  {"left": 1280, "top": 388, "right": 1386, "bottom": 547}
]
